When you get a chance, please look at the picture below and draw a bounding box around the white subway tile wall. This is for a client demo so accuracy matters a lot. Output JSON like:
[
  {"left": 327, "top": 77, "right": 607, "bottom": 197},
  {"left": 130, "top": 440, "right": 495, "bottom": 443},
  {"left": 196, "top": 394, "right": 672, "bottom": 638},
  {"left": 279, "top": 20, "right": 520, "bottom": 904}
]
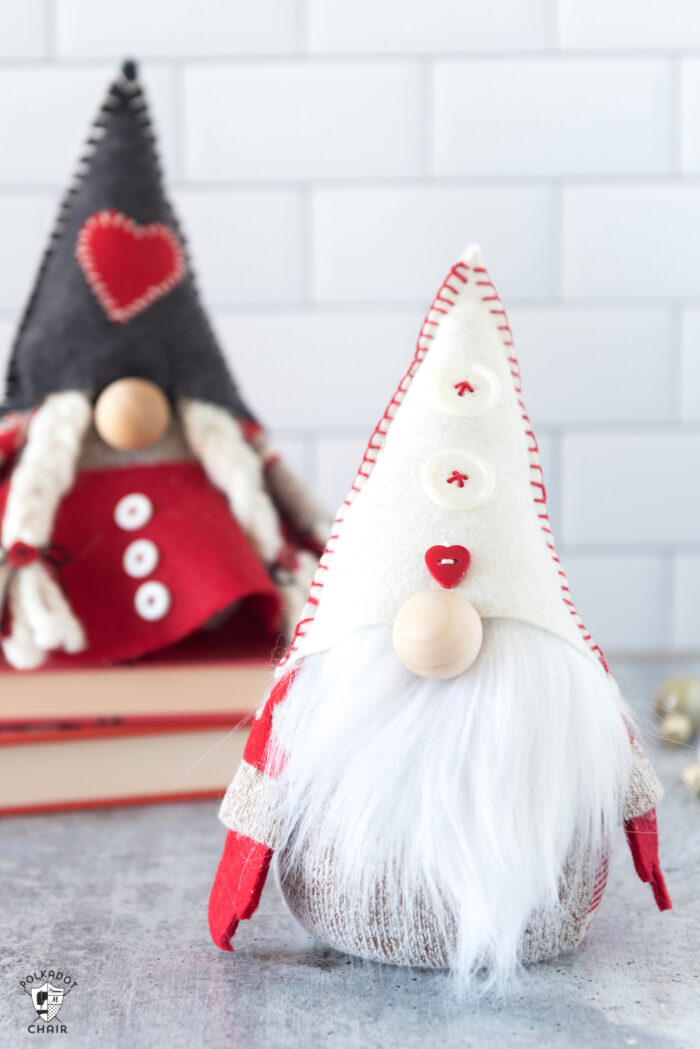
[
  {"left": 433, "top": 59, "right": 673, "bottom": 177},
  {"left": 0, "top": 64, "right": 179, "bottom": 184},
  {"left": 0, "top": 0, "right": 45, "bottom": 60},
  {"left": 559, "top": 0, "right": 700, "bottom": 50},
  {"left": 674, "top": 555, "right": 700, "bottom": 650},
  {"left": 312, "top": 186, "right": 556, "bottom": 302},
  {"left": 0, "top": 0, "right": 698, "bottom": 656},
  {"left": 0, "top": 194, "right": 57, "bottom": 310},
  {"left": 54, "top": 0, "right": 298, "bottom": 58},
  {"left": 173, "top": 189, "right": 304, "bottom": 304},
  {"left": 682, "top": 311, "right": 700, "bottom": 421},
  {"left": 680, "top": 59, "right": 700, "bottom": 174},
  {"left": 184, "top": 62, "right": 424, "bottom": 181},
  {"left": 563, "top": 185, "right": 700, "bottom": 299},
  {"left": 307, "top": 0, "right": 551, "bottom": 53}
]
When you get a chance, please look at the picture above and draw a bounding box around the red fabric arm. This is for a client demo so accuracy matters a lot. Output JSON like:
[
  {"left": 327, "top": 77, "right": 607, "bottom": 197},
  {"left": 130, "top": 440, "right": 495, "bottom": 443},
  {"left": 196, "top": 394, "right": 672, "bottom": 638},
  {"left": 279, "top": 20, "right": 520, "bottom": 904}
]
[
  {"left": 208, "top": 671, "right": 297, "bottom": 951},
  {"left": 625, "top": 808, "right": 672, "bottom": 912},
  {"left": 208, "top": 831, "right": 273, "bottom": 951},
  {"left": 243, "top": 669, "right": 297, "bottom": 774}
]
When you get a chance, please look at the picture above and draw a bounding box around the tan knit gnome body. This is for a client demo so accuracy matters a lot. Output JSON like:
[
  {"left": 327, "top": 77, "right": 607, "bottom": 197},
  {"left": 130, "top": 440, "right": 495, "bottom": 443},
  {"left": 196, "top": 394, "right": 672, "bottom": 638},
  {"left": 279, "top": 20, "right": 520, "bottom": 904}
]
[{"left": 210, "top": 247, "right": 670, "bottom": 987}]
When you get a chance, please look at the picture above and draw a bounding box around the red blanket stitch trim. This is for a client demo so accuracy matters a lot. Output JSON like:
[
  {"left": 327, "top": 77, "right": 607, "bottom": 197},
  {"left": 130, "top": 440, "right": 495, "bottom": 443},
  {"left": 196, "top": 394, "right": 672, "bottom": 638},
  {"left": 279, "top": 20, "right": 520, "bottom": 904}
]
[{"left": 471, "top": 264, "right": 607, "bottom": 674}]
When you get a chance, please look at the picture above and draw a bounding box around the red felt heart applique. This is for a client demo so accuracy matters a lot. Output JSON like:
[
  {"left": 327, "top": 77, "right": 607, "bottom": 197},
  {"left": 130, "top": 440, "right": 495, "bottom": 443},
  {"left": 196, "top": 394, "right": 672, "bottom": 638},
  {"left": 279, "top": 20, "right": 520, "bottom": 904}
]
[
  {"left": 425, "top": 545, "right": 471, "bottom": 589},
  {"left": 76, "top": 210, "right": 186, "bottom": 324}
]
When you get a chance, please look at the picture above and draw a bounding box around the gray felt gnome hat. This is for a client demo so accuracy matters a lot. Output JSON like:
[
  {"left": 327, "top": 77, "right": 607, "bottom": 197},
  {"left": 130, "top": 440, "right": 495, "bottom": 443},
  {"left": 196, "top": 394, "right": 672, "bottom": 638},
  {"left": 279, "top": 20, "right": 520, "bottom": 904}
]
[{"left": 2, "top": 60, "right": 255, "bottom": 420}]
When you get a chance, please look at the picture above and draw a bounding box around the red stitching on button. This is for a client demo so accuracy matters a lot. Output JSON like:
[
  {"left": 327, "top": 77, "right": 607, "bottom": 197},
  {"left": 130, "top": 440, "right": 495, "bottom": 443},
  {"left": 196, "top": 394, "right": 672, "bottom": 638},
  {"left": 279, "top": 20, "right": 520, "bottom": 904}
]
[
  {"left": 447, "top": 470, "right": 469, "bottom": 488},
  {"left": 454, "top": 380, "right": 476, "bottom": 396}
]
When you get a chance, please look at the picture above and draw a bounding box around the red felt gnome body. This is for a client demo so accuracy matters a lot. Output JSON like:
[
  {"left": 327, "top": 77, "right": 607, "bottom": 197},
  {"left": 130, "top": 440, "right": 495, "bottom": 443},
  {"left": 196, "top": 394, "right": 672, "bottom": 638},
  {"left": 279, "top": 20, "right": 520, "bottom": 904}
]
[
  {"left": 0, "top": 62, "right": 326, "bottom": 670},
  {"left": 209, "top": 247, "right": 670, "bottom": 988}
]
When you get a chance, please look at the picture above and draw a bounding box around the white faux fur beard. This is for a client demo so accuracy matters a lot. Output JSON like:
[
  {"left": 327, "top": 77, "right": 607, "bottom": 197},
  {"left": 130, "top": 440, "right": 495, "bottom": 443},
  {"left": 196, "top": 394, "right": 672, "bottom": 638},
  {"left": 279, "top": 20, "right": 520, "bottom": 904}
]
[{"left": 269, "top": 619, "right": 633, "bottom": 990}]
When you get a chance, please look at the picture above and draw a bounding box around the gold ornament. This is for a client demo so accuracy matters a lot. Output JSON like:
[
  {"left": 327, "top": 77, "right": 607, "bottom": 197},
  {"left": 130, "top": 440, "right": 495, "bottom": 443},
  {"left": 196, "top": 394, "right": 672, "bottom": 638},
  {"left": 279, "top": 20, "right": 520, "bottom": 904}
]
[
  {"left": 681, "top": 762, "right": 700, "bottom": 797},
  {"left": 655, "top": 675, "right": 700, "bottom": 746}
]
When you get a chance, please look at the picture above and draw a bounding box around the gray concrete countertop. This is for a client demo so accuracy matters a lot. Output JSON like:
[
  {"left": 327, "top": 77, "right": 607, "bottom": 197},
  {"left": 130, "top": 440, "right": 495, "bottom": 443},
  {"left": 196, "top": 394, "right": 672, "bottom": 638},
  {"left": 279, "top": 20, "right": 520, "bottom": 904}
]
[{"left": 1, "top": 659, "right": 699, "bottom": 1049}]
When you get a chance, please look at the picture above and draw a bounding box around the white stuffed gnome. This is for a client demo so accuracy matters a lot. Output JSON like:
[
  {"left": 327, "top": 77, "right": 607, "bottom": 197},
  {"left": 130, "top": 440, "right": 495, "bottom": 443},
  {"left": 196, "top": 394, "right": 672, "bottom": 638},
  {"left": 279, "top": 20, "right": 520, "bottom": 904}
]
[
  {"left": 0, "top": 61, "right": 326, "bottom": 671},
  {"left": 209, "top": 247, "right": 670, "bottom": 988}
]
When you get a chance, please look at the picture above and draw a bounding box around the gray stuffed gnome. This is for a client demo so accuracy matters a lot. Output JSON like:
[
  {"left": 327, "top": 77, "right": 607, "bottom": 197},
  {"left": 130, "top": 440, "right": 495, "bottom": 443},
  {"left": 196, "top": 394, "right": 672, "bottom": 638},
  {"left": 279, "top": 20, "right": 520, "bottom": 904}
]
[{"left": 0, "top": 61, "right": 327, "bottom": 670}]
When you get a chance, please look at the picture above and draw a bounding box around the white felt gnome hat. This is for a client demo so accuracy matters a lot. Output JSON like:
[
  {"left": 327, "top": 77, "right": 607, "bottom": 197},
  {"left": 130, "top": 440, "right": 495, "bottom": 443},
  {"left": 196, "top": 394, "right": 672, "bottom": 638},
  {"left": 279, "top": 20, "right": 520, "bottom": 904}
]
[{"left": 280, "top": 245, "right": 606, "bottom": 676}]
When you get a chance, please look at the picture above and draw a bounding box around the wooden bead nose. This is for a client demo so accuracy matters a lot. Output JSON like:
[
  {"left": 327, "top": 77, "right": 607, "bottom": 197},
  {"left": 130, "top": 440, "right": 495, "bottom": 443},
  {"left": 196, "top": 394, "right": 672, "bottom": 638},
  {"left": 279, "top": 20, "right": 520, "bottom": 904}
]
[
  {"left": 94, "top": 378, "right": 171, "bottom": 451},
  {"left": 392, "top": 589, "right": 483, "bottom": 680}
]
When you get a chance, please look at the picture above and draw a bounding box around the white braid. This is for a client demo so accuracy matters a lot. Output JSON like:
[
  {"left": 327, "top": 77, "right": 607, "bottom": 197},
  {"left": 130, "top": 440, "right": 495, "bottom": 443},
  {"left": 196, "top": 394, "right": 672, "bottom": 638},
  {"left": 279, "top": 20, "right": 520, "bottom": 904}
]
[
  {"left": 253, "top": 431, "right": 330, "bottom": 549},
  {"left": 179, "top": 398, "right": 284, "bottom": 564},
  {"left": 178, "top": 398, "right": 317, "bottom": 632},
  {"left": 1, "top": 391, "right": 91, "bottom": 669},
  {"left": 1, "top": 588, "right": 43, "bottom": 670}
]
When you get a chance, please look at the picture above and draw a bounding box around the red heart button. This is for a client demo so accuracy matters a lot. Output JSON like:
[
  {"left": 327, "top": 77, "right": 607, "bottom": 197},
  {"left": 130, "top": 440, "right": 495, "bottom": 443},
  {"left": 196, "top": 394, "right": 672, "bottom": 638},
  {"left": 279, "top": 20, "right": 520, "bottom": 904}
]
[
  {"left": 425, "top": 545, "right": 471, "bottom": 589},
  {"left": 76, "top": 210, "right": 186, "bottom": 324}
]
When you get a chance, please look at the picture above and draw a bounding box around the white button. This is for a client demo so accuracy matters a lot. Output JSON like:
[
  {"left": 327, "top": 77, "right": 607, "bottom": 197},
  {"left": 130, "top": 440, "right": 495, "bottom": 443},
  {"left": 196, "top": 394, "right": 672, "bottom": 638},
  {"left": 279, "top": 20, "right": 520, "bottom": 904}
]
[
  {"left": 433, "top": 362, "right": 501, "bottom": 418},
  {"left": 421, "top": 448, "right": 495, "bottom": 511},
  {"left": 114, "top": 493, "right": 153, "bottom": 531},
  {"left": 123, "top": 538, "right": 159, "bottom": 579},
  {"left": 134, "top": 580, "right": 171, "bottom": 621}
]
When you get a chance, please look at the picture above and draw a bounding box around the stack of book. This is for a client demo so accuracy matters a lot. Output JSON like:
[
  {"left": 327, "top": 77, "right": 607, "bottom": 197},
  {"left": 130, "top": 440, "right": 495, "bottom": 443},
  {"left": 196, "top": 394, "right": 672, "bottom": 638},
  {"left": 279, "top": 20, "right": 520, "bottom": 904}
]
[{"left": 0, "top": 627, "right": 276, "bottom": 815}]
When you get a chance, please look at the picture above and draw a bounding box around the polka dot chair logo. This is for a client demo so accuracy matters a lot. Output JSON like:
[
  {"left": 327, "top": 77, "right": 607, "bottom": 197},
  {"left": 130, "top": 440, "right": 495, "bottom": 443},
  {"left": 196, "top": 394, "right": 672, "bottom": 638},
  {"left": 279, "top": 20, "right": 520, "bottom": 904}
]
[{"left": 19, "top": 970, "right": 77, "bottom": 1034}]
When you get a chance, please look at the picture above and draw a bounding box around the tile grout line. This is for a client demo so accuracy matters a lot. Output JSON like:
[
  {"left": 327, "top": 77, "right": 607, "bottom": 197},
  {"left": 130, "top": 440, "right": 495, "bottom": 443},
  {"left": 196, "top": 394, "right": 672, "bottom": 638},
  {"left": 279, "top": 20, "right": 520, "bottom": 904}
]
[
  {"left": 547, "top": 0, "right": 561, "bottom": 51},
  {"left": 552, "top": 181, "right": 564, "bottom": 301},
  {"left": 666, "top": 548, "right": 678, "bottom": 651},
  {"left": 420, "top": 59, "right": 434, "bottom": 180},
  {"left": 299, "top": 186, "right": 312, "bottom": 305},
  {"left": 43, "top": 0, "right": 56, "bottom": 60},
  {"left": 295, "top": 0, "right": 309, "bottom": 55},
  {"left": 6, "top": 51, "right": 700, "bottom": 66},
  {"left": 170, "top": 60, "right": 186, "bottom": 184},
  {"left": 7, "top": 177, "right": 700, "bottom": 192},
  {"left": 671, "top": 54, "right": 683, "bottom": 174},
  {"left": 669, "top": 301, "right": 685, "bottom": 421}
]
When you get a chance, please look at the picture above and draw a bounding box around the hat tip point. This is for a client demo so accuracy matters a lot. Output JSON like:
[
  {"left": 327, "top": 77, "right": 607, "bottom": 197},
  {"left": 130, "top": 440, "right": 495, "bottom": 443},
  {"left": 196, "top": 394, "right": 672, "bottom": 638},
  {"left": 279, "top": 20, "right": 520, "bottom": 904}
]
[
  {"left": 460, "top": 243, "right": 483, "bottom": 266},
  {"left": 121, "top": 58, "right": 138, "bottom": 81}
]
